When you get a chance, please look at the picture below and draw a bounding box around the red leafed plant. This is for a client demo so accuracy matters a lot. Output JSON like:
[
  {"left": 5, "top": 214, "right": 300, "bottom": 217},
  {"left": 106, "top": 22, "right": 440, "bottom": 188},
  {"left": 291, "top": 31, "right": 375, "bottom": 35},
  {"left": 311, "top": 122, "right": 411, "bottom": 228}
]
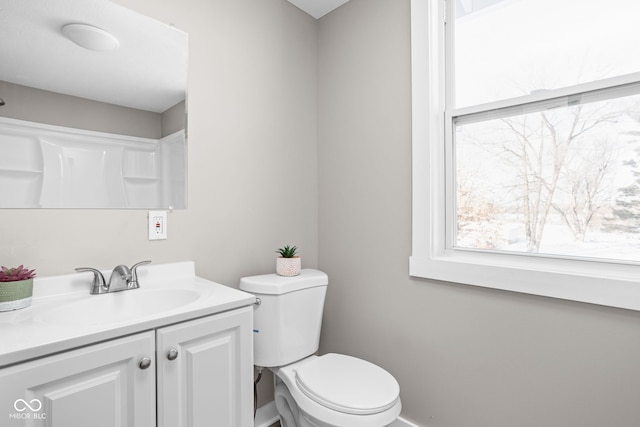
[{"left": 0, "top": 265, "right": 36, "bottom": 282}]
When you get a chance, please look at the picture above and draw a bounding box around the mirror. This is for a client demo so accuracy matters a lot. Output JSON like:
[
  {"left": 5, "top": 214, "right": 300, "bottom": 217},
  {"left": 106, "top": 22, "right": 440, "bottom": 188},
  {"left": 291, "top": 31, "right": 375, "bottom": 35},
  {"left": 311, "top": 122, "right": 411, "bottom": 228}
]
[{"left": 0, "top": 0, "right": 188, "bottom": 209}]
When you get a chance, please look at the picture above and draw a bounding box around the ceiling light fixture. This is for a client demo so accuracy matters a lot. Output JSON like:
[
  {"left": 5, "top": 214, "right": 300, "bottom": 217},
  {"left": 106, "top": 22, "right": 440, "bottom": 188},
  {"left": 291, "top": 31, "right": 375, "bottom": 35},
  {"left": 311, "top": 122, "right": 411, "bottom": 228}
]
[{"left": 62, "top": 23, "right": 119, "bottom": 51}]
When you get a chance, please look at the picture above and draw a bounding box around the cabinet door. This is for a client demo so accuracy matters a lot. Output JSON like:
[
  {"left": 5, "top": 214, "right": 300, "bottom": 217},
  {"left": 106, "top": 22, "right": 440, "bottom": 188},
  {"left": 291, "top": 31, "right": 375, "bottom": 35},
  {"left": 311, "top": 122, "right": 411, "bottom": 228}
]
[
  {"left": 0, "top": 331, "right": 156, "bottom": 427},
  {"left": 157, "top": 306, "right": 253, "bottom": 427}
]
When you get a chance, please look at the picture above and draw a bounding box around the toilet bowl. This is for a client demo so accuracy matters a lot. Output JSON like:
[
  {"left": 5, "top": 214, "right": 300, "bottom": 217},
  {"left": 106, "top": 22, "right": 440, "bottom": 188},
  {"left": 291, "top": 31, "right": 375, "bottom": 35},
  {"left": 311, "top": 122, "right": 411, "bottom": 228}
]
[
  {"left": 239, "top": 270, "right": 402, "bottom": 427},
  {"left": 273, "top": 354, "right": 401, "bottom": 427}
]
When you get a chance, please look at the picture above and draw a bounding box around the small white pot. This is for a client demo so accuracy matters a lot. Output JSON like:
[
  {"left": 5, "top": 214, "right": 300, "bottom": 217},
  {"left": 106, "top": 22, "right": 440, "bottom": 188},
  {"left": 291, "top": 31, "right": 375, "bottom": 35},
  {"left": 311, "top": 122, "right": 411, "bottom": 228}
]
[{"left": 276, "top": 257, "right": 301, "bottom": 276}]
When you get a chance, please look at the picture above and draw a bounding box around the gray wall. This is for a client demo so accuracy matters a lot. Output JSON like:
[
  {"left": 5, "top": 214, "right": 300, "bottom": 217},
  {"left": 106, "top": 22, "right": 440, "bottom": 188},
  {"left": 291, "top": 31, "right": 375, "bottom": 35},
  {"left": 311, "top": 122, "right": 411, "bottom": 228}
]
[
  {"left": 0, "top": 81, "right": 162, "bottom": 138},
  {"left": 161, "top": 100, "right": 186, "bottom": 137},
  {"left": 317, "top": 0, "right": 640, "bottom": 426},
  {"left": 0, "top": 81, "right": 185, "bottom": 138}
]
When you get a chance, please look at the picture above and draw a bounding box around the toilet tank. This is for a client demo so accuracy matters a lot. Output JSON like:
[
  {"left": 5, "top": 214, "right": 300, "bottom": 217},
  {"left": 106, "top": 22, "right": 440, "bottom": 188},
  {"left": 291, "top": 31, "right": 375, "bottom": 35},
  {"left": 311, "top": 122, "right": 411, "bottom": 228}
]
[{"left": 239, "top": 269, "right": 328, "bottom": 367}]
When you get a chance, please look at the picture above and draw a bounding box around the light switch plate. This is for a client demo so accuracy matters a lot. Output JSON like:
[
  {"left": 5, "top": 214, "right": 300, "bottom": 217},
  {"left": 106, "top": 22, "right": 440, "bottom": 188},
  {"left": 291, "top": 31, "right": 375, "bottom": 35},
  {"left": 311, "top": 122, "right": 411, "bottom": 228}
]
[{"left": 148, "top": 210, "right": 167, "bottom": 240}]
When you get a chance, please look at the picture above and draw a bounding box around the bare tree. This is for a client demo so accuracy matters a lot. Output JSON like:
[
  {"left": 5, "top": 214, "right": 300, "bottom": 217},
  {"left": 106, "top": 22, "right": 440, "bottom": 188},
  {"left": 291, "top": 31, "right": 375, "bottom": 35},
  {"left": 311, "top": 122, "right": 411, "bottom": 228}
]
[
  {"left": 551, "top": 138, "right": 616, "bottom": 241},
  {"left": 499, "top": 104, "right": 617, "bottom": 251}
]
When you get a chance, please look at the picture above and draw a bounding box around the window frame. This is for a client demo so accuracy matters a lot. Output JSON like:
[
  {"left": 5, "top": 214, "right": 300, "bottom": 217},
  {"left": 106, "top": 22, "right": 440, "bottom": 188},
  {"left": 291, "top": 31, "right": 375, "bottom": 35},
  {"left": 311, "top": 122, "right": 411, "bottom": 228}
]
[{"left": 409, "top": 0, "right": 640, "bottom": 311}]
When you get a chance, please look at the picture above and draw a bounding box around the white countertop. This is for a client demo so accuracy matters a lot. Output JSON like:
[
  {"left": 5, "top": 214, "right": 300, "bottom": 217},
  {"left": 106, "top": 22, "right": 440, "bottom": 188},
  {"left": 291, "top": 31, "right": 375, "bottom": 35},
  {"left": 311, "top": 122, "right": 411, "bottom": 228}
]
[{"left": 0, "top": 261, "right": 255, "bottom": 367}]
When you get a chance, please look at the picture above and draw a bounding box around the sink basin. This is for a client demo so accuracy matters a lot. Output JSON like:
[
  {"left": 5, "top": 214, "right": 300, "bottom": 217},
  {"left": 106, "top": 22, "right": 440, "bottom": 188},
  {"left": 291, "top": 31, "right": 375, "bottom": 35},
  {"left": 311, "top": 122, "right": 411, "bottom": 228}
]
[{"left": 36, "top": 288, "right": 201, "bottom": 325}]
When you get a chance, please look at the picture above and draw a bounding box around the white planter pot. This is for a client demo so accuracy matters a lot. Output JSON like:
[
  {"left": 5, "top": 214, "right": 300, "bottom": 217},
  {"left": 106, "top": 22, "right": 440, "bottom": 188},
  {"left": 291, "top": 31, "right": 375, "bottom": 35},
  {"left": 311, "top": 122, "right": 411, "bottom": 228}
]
[{"left": 276, "top": 257, "right": 301, "bottom": 277}]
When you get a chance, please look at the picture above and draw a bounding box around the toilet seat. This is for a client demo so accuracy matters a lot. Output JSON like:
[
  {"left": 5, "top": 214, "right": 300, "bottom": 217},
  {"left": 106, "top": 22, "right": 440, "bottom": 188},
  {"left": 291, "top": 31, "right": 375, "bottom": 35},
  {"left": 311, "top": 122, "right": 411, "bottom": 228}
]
[
  {"left": 295, "top": 353, "right": 400, "bottom": 415},
  {"left": 273, "top": 355, "right": 402, "bottom": 427}
]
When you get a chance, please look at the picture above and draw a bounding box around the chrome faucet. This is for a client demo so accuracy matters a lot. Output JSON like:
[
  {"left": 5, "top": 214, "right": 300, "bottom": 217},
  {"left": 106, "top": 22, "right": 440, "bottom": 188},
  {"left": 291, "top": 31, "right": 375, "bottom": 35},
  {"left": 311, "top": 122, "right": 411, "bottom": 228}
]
[{"left": 75, "top": 260, "right": 151, "bottom": 295}]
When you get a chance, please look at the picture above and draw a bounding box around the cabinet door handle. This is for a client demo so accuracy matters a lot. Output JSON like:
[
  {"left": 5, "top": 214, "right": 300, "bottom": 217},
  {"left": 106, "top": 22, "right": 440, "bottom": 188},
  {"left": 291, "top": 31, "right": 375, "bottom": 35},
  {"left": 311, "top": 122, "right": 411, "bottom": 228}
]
[
  {"left": 167, "top": 348, "right": 179, "bottom": 361},
  {"left": 138, "top": 357, "right": 152, "bottom": 370}
]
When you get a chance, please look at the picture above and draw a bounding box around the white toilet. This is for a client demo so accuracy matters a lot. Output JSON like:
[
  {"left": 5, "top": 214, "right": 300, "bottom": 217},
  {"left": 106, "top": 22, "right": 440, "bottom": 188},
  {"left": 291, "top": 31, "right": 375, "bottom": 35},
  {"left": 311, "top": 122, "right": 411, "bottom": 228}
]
[{"left": 239, "top": 269, "right": 401, "bottom": 427}]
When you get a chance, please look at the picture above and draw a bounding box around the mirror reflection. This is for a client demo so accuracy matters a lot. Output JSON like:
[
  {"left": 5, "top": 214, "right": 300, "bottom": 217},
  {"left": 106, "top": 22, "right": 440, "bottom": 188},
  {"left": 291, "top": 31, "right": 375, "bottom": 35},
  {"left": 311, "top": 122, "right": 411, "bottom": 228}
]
[{"left": 0, "top": 0, "right": 188, "bottom": 209}]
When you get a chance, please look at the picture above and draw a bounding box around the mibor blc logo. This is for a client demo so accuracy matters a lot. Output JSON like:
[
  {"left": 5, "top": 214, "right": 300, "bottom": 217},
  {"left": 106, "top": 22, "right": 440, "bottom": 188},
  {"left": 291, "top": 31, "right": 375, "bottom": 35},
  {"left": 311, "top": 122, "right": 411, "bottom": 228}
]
[{"left": 9, "top": 398, "right": 47, "bottom": 420}]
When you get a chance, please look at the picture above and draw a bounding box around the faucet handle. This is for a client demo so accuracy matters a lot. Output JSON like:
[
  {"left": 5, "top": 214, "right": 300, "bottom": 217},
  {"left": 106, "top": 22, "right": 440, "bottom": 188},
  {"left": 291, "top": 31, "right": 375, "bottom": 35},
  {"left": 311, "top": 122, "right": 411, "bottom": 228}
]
[
  {"left": 75, "top": 267, "right": 107, "bottom": 295},
  {"left": 129, "top": 260, "right": 151, "bottom": 289}
]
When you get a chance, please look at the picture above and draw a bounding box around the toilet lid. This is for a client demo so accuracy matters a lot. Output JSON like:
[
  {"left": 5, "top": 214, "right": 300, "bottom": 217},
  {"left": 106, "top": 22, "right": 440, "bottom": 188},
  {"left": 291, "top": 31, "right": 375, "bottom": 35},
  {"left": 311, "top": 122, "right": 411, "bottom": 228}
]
[{"left": 295, "top": 353, "right": 400, "bottom": 415}]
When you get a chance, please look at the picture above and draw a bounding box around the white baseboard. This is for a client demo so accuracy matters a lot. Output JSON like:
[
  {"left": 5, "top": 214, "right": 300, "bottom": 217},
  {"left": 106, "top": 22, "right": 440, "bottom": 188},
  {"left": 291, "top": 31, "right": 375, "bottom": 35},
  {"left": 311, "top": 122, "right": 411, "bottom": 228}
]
[
  {"left": 255, "top": 400, "right": 421, "bottom": 427},
  {"left": 391, "top": 416, "right": 422, "bottom": 427}
]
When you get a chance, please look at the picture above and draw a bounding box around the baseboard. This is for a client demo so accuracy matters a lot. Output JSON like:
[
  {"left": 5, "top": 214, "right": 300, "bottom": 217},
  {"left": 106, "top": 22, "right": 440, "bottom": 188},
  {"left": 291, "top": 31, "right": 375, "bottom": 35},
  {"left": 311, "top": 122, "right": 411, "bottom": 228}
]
[
  {"left": 255, "top": 401, "right": 421, "bottom": 427},
  {"left": 254, "top": 401, "right": 279, "bottom": 427},
  {"left": 391, "top": 415, "right": 422, "bottom": 427}
]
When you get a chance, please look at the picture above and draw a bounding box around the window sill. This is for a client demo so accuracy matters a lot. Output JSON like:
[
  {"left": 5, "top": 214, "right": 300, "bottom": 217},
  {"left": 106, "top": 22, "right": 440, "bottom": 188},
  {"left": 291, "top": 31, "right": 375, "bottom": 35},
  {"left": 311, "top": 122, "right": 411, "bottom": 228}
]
[{"left": 410, "top": 252, "right": 640, "bottom": 311}]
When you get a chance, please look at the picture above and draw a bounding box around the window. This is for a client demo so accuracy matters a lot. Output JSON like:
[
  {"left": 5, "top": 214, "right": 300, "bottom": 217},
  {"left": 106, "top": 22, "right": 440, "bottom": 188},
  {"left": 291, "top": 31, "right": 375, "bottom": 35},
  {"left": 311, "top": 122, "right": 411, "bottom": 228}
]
[{"left": 410, "top": 0, "right": 640, "bottom": 310}]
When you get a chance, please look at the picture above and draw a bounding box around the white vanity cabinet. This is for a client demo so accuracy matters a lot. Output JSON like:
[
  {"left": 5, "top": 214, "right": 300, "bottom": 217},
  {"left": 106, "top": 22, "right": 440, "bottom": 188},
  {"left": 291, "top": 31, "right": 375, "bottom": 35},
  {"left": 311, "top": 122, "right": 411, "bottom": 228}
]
[
  {"left": 0, "top": 306, "right": 253, "bottom": 427},
  {"left": 157, "top": 306, "right": 253, "bottom": 427},
  {"left": 0, "top": 332, "right": 157, "bottom": 427}
]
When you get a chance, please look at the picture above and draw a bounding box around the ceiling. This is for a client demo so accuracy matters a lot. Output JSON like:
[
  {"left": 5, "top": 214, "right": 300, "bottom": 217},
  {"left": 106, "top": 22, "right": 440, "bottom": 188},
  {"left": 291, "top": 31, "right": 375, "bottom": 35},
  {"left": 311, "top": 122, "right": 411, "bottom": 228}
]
[
  {"left": 287, "top": 0, "right": 350, "bottom": 18},
  {"left": 0, "top": 0, "right": 187, "bottom": 113}
]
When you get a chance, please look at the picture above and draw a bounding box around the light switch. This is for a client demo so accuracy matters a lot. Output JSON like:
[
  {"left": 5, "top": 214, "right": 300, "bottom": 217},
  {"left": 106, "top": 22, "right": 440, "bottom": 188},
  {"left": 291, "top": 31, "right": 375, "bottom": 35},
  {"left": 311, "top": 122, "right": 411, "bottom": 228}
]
[{"left": 148, "top": 210, "right": 167, "bottom": 240}]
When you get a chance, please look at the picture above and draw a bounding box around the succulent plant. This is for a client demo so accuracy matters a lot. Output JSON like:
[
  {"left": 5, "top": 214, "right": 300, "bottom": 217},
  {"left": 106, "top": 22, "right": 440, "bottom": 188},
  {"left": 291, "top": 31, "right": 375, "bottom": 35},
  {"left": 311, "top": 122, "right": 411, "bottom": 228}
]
[
  {"left": 0, "top": 265, "right": 36, "bottom": 282},
  {"left": 275, "top": 245, "right": 298, "bottom": 258}
]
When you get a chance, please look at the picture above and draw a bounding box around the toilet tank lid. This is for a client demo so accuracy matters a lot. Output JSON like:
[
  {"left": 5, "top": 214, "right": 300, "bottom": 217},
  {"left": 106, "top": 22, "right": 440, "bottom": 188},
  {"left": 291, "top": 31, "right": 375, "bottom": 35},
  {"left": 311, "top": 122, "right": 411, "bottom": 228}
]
[{"left": 239, "top": 269, "right": 328, "bottom": 295}]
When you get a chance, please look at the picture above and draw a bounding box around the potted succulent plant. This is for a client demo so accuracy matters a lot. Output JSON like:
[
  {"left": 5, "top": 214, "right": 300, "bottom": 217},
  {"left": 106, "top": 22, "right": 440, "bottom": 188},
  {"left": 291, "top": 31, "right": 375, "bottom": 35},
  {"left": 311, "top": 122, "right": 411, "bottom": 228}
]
[
  {"left": 0, "top": 265, "right": 36, "bottom": 311},
  {"left": 275, "top": 245, "right": 301, "bottom": 277}
]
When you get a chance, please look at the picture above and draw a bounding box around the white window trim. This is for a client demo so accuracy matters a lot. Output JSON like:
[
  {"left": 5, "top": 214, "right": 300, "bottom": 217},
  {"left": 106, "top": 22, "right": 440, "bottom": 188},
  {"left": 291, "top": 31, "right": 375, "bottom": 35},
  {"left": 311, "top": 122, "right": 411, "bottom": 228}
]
[{"left": 409, "top": 0, "right": 640, "bottom": 311}]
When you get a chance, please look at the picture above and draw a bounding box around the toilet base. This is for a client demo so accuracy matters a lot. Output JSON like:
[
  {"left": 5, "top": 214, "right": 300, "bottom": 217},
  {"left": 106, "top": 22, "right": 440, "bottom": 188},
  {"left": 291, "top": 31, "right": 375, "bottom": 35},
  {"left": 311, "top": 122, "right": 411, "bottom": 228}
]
[{"left": 275, "top": 377, "right": 323, "bottom": 427}]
